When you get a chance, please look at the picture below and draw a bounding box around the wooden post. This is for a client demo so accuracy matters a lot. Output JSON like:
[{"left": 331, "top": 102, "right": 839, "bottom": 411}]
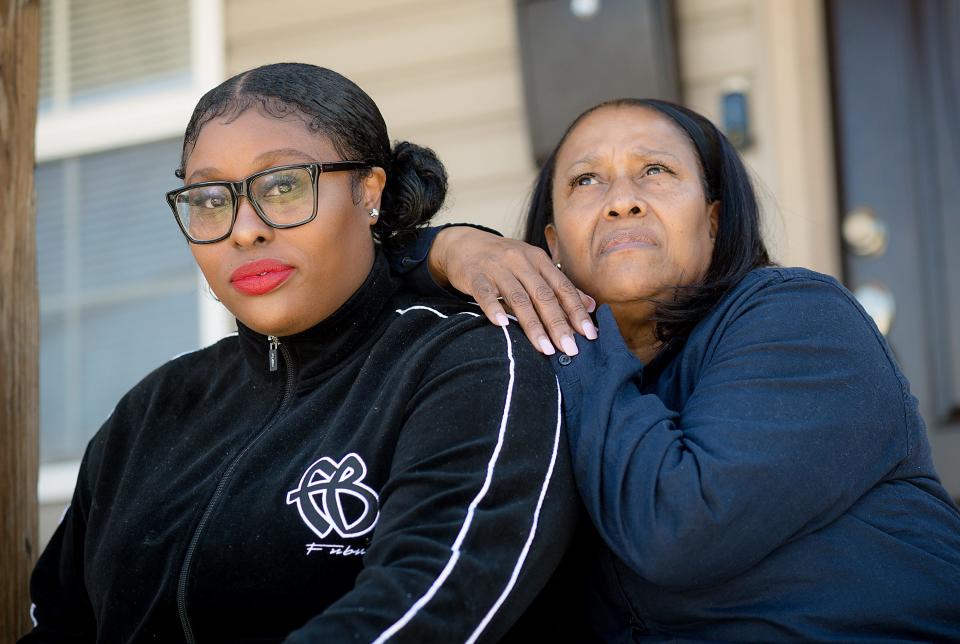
[{"left": 0, "top": 0, "right": 41, "bottom": 640}]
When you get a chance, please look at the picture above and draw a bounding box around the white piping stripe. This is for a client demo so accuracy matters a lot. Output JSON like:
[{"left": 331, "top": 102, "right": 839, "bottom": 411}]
[
  {"left": 372, "top": 322, "right": 516, "bottom": 644},
  {"left": 395, "top": 305, "right": 480, "bottom": 319},
  {"left": 465, "top": 376, "right": 563, "bottom": 643}
]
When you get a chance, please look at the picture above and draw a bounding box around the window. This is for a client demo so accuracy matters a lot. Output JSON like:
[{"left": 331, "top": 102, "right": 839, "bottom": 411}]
[
  {"left": 36, "top": 0, "right": 224, "bottom": 161},
  {"left": 35, "top": 0, "right": 227, "bottom": 509},
  {"left": 36, "top": 140, "right": 200, "bottom": 462},
  {"left": 40, "top": 0, "right": 192, "bottom": 112}
]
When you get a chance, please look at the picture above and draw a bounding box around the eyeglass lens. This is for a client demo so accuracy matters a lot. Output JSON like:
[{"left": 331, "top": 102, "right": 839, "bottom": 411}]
[{"left": 174, "top": 166, "right": 316, "bottom": 241}]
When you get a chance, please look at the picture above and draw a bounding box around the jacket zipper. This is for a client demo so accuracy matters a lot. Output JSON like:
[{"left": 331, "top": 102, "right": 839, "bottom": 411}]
[
  {"left": 268, "top": 335, "right": 279, "bottom": 372},
  {"left": 177, "top": 337, "right": 296, "bottom": 643}
]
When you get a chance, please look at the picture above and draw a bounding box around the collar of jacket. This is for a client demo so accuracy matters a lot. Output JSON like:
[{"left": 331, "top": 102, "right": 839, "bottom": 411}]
[{"left": 236, "top": 250, "right": 399, "bottom": 384}]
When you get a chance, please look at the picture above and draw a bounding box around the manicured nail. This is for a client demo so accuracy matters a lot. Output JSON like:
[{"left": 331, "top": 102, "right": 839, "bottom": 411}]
[
  {"left": 583, "top": 294, "right": 597, "bottom": 313},
  {"left": 560, "top": 335, "right": 579, "bottom": 356},
  {"left": 581, "top": 319, "right": 598, "bottom": 340},
  {"left": 495, "top": 313, "right": 510, "bottom": 327},
  {"left": 538, "top": 336, "right": 556, "bottom": 355}
]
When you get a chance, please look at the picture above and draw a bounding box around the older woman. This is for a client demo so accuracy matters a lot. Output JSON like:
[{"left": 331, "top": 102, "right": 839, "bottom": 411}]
[
  {"left": 22, "top": 63, "right": 580, "bottom": 643},
  {"left": 403, "top": 99, "right": 960, "bottom": 640}
]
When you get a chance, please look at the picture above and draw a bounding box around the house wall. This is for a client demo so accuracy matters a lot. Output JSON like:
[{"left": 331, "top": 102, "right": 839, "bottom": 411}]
[{"left": 223, "top": 0, "right": 841, "bottom": 270}]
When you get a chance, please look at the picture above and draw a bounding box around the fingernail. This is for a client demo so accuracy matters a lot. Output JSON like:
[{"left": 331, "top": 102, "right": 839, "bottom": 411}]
[
  {"left": 538, "top": 336, "right": 556, "bottom": 355},
  {"left": 560, "top": 335, "right": 579, "bottom": 356},
  {"left": 581, "top": 319, "right": 598, "bottom": 340},
  {"left": 495, "top": 313, "right": 510, "bottom": 326},
  {"left": 584, "top": 294, "right": 597, "bottom": 313}
]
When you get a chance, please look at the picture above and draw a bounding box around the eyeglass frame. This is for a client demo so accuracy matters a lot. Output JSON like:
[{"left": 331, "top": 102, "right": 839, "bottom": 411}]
[{"left": 165, "top": 161, "right": 372, "bottom": 244}]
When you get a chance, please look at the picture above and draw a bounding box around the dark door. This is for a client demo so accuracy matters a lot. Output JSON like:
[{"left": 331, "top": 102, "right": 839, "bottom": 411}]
[{"left": 829, "top": 0, "right": 960, "bottom": 495}]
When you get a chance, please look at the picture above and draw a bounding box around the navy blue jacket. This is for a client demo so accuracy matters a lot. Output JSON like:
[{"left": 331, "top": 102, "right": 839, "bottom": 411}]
[
  {"left": 553, "top": 267, "right": 960, "bottom": 641},
  {"left": 392, "top": 232, "right": 960, "bottom": 640}
]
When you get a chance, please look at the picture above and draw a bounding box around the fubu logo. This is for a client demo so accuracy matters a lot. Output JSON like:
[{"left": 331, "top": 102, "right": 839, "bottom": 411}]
[{"left": 286, "top": 453, "right": 380, "bottom": 540}]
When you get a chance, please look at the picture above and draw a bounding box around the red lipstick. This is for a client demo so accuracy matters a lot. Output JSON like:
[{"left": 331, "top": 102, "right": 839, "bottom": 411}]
[{"left": 230, "top": 259, "right": 295, "bottom": 296}]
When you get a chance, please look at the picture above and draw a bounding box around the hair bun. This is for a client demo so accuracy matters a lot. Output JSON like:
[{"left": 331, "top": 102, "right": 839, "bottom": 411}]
[{"left": 376, "top": 141, "right": 448, "bottom": 246}]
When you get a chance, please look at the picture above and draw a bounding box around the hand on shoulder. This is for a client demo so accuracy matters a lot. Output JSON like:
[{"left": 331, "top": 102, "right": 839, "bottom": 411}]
[{"left": 429, "top": 226, "right": 598, "bottom": 357}]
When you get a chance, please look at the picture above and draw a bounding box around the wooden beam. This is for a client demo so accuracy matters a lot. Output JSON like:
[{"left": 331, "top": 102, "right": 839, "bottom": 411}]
[{"left": 0, "top": 0, "right": 41, "bottom": 640}]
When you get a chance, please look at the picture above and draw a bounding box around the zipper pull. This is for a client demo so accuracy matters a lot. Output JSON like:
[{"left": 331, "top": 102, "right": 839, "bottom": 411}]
[{"left": 268, "top": 336, "right": 280, "bottom": 372}]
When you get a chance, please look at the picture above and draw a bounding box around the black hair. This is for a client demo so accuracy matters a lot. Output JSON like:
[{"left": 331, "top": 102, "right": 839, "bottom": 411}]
[
  {"left": 523, "top": 98, "right": 771, "bottom": 348},
  {"left": 178, "top": 62, "right": 447, "bottom": 249}
]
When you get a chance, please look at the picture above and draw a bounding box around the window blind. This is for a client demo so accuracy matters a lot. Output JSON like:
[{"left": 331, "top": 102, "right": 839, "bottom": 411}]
[
  {"left": 39, "top": 0, "right": 192, "bottom": 110},
  {"left": 36, "top": 139, "right": 200, "bottom": 463}
]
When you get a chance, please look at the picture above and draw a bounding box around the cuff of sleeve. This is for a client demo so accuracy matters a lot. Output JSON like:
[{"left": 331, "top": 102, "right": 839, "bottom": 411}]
[
  {"left": 391, "top": 223, "right": 503, "bottom": 275},
  {"left": 391, "top": 223, "right": 504, "bottom": 300}
]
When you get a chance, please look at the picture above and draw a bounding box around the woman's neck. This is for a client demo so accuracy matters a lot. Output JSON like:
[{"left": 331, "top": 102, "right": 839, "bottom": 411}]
[{"left": 608, "top": 301, "right": 661, "bottom": 364}]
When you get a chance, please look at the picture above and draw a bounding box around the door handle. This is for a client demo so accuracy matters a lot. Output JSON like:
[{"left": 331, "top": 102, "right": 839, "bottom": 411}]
[{"left": 843, "top": 207, "right": 887, "bottom": 257}]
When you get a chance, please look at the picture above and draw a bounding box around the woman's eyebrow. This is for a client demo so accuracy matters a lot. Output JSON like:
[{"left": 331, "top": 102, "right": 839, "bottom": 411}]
[
  {"left": 252, "top": 148, "right": 318, "bottom": 166},
  {"left": 186, "top": 167, "right": 221, "bottom": 184},
  {"left": 564, "top": 154, "right": 603, "bottom": 173},
  {"left": 628, "top": 147, "right": 681, "bottom": 164},
  {"left": 185, "top": 149, "right": 318, "bottom": 184},
  {"left": 564, "top": 148, "right": 683, "bottom": 175}
]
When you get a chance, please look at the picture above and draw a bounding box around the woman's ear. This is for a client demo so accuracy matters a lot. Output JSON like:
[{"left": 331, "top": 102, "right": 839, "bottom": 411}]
[
  {"left": 361, "top": 167, "right": 387, "bottom": 214},
  {"left": 708, "top": 201, "right": 720, "bottom": 241},
  {"left": 544, "top": 223, "right": 561, "bottom": 263}
]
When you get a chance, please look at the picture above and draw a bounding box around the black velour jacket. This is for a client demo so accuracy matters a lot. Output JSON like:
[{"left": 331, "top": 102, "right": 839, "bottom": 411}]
[{"left": 23, "top": 252, "right": 580, "bottom": 643}]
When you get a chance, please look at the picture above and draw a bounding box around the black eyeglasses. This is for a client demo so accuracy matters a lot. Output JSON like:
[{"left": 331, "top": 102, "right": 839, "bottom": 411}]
[{"left": 165, "top": 161, "right": 371, "bottom": 244}]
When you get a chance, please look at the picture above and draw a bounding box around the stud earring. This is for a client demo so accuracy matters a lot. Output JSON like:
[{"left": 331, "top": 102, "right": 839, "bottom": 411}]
[
  {"left": 369, "top": 208, "right": 379, "bottom": 218},
  {"left": 555, "top": 262, "right": 563, "bottom": 271}
]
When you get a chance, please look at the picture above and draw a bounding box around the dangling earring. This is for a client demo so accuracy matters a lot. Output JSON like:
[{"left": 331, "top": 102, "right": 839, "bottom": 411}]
[{"left": 369, "top": 208, "right": 379, "bottom": 219}]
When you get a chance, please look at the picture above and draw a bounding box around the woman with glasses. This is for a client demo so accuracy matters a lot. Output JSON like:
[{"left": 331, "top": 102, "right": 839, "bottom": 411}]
[{"left": 22, "top": 63, "right": 580, "bottom": 643}]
